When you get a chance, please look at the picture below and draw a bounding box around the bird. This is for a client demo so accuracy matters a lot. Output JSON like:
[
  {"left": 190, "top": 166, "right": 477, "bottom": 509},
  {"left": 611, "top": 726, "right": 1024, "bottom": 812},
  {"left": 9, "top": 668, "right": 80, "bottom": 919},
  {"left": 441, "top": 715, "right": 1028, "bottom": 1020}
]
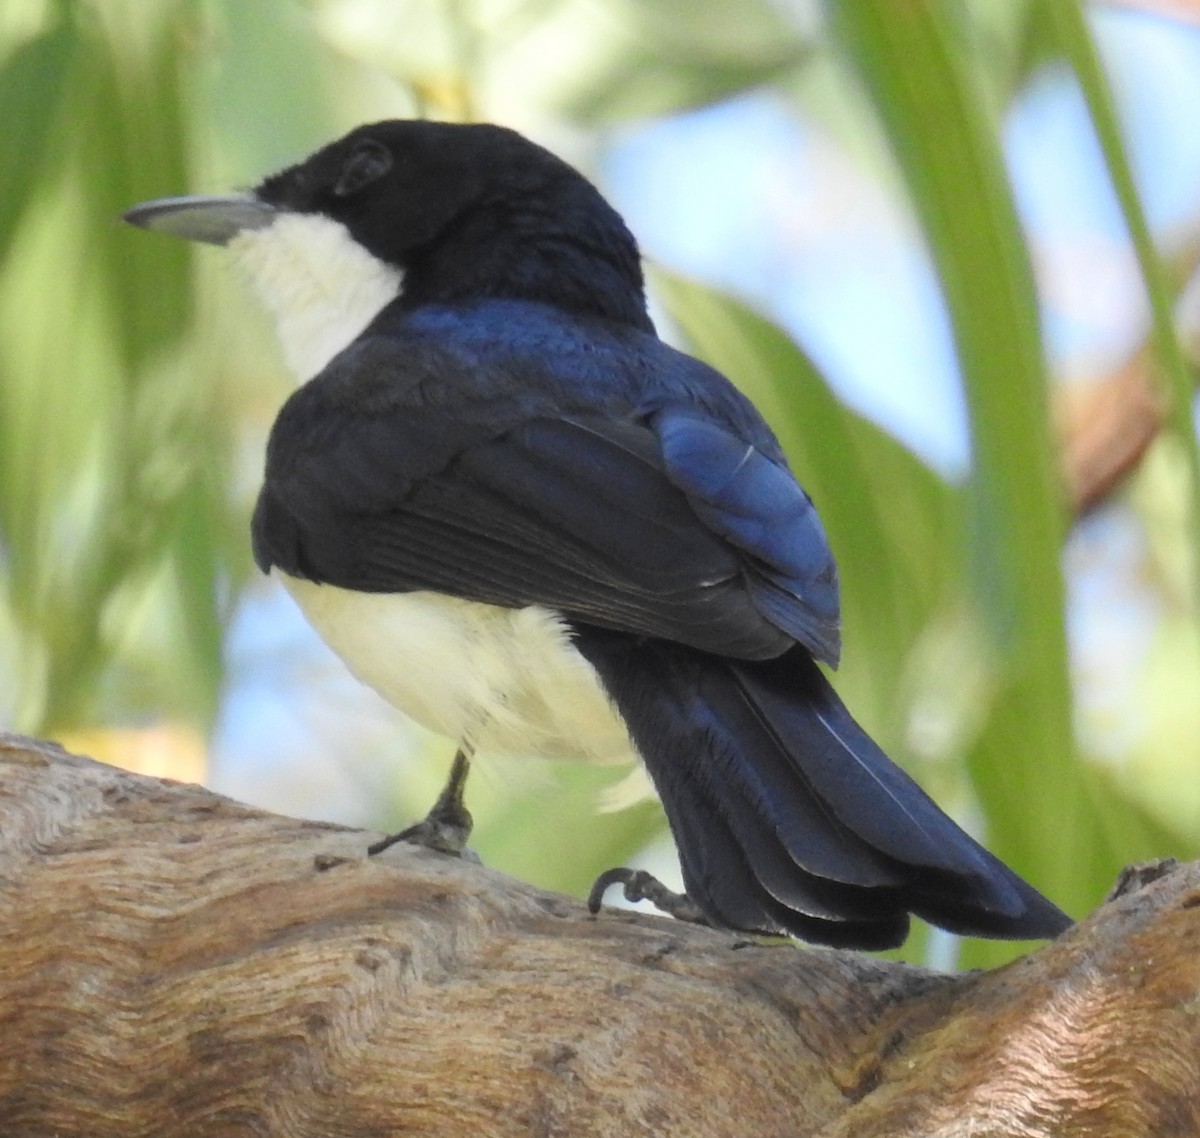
[{"left": 124, "top": 118, "right": 1071, "bottom": 949}]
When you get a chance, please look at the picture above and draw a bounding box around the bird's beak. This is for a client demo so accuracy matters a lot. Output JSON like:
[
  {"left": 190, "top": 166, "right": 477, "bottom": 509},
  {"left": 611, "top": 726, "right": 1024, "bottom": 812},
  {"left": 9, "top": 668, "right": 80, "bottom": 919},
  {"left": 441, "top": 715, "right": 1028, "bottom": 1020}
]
[{"left": 123, "top": 193, "right": 278, "bottom": 246}]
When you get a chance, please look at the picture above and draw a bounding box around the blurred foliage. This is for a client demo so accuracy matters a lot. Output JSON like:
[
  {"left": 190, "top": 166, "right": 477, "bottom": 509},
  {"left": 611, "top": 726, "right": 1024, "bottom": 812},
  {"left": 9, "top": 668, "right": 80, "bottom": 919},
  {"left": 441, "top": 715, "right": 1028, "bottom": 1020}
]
[{"left": 1, "top": 0, "right": 1198, "bottom": 969}]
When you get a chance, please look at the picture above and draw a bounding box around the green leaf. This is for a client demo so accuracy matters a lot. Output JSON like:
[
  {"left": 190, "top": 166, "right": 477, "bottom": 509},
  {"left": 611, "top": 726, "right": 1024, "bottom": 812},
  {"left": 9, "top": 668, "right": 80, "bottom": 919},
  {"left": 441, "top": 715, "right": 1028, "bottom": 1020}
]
[
  {"left": 0, "top": 18, "right": 76, "bottom": 266},
  {"left": 826, "top": 2, "right": 1101, "bottom": 964},
  {"left": 0, "top": 5, "right": 232, "bottom": 731},
  {"left": 1046, "top": 4, "right": 1200, "bottom": 604}
]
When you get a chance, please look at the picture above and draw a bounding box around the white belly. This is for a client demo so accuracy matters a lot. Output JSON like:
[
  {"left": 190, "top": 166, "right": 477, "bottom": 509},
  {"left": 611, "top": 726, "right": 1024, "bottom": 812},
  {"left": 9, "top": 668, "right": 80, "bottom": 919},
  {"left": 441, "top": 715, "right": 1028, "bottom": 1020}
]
[{"left": 279, "top": 572, "right": 637, "bottom": 764}]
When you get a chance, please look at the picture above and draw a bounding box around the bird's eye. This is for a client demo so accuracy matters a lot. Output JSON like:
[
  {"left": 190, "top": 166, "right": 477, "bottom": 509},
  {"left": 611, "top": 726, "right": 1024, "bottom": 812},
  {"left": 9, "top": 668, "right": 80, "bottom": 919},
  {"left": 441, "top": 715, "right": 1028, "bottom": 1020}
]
[{"left": 334, "top": 141, "right": 393, "bottom": 197}]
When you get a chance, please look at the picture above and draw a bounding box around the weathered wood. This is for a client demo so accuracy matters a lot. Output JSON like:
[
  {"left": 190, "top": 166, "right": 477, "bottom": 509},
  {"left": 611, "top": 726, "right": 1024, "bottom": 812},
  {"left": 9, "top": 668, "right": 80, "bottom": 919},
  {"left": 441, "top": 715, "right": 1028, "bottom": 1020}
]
[{"left": 0, "top": 732, "right": 1195, "bottom": 1137}]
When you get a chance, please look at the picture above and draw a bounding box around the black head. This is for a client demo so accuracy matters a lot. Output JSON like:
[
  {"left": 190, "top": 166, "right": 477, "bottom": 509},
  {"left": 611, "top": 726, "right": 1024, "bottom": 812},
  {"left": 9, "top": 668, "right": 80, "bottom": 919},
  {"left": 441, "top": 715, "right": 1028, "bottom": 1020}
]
[{"left": 254, "top": 120, "right": 653, "bottom": 332}]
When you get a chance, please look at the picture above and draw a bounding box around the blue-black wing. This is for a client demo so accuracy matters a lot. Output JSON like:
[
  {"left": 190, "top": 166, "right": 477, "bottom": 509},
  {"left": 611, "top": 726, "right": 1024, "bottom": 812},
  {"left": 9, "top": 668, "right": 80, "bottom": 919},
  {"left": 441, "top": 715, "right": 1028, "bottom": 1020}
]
[{"left": 252, "top": 306, "right": 840, "bottom": 663}]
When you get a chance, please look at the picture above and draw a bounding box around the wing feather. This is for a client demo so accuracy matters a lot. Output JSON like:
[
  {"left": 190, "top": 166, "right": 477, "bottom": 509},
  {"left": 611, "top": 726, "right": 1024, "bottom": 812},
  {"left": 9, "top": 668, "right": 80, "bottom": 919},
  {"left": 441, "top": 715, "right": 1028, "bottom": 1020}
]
[{"left": 254, "top": 315, "right": 841, "bottom": 662}]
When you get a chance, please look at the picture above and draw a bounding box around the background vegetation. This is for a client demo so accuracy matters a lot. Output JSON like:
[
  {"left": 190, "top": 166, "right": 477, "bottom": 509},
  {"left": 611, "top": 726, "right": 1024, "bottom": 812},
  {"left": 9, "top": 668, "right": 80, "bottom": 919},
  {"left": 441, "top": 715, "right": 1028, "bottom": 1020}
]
[{"left": 1, "top": 0, "right": 1197, "bottom": 969}]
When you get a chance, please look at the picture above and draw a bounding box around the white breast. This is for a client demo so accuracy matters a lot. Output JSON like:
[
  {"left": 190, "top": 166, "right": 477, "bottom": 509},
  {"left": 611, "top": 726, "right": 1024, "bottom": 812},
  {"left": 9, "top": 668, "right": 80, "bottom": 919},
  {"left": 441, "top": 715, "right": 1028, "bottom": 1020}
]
[
  {"left": 279, "top": 572, "right": 637, "bottom": 765},
  {"left": 228, "top": 212, "right": 403, "bottom": 381}
]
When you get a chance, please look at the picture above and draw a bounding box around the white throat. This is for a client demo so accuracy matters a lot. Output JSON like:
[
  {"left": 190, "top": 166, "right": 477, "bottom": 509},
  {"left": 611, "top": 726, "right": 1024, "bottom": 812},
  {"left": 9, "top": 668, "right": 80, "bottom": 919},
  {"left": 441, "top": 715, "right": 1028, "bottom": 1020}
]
[{"left": 228, "top": 212, "right": 403, "bottom": 382}]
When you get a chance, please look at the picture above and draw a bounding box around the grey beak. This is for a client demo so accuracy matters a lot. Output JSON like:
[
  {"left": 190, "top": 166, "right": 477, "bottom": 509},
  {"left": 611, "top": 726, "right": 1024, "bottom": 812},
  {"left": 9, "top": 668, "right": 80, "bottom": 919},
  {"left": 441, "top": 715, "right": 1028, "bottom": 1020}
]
[{"left": 123, "top": 193, "right": 278, "bottom": 246}]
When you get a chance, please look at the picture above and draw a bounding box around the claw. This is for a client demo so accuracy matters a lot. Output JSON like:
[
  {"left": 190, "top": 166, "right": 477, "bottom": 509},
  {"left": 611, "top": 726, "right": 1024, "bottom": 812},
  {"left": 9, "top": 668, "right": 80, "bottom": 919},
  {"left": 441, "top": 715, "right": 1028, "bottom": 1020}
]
[{"left": 588, "top": 867, "right": 708, "bottom": 926}]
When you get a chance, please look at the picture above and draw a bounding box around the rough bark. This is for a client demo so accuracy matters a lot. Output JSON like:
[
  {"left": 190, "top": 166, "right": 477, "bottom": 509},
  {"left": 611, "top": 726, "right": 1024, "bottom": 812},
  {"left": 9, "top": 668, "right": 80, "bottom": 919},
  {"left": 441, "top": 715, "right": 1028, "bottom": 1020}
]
[{"left": 0, "top": 732, "right": 1196, "bottom": 1138}]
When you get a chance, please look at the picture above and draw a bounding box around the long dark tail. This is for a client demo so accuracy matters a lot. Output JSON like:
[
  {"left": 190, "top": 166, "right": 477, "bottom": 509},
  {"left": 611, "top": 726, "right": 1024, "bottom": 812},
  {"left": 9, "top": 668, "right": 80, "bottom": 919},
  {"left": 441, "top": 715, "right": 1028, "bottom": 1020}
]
[{"left": 572, "top": 627, "right": 1071, "bottom": 949}]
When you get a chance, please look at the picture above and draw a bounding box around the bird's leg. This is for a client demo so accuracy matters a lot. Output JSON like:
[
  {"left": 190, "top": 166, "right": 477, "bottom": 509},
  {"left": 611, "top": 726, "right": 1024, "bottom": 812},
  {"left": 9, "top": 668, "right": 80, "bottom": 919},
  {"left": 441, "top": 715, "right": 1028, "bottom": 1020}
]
[
  {"left": 587, "top": 867, "right": 708, "bottom": 926},
  {"left": 367, "top": 744, "right": 474, "bottom": 857}
]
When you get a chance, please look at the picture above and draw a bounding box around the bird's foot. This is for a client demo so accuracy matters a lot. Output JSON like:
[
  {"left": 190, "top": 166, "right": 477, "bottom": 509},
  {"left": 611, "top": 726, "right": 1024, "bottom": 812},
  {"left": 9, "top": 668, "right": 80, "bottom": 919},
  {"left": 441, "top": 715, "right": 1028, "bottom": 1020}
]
[
  {"left": 587, "top": 867, "right": 709, "bottom": 926},
  {"left": 366, "top": 810, "right": 474, "bottom": 857},
  {"left": 367, "top": 747, "right": 475, "bottom": 858}
]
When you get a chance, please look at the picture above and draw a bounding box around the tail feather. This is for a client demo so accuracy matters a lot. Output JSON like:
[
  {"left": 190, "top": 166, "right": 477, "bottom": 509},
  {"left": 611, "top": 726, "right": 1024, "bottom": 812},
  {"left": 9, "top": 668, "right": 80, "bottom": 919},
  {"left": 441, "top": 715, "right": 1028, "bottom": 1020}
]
[
  {"left": 724, "top": 653, "right": 1043, "bottom": 926},
  {"left": 696, "top": 662, "right": 913, "bottom": 889},
  {"left": 573, "top": 627, "right": 1071, "bottom": 949},
  {"left": 663, "top": 759, "right": 912, "bottom": 949}
]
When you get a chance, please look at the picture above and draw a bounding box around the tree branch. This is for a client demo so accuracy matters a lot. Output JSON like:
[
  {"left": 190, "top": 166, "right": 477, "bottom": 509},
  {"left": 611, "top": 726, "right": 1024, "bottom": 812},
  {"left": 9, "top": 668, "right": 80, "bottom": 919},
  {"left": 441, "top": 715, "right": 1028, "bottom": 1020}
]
[
  {"left": 1056, "top": 347, "right": 1168, "bottom": 515},
  {"left": 0, "top": 732, "right": 1196, "bottom": 1137}
]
